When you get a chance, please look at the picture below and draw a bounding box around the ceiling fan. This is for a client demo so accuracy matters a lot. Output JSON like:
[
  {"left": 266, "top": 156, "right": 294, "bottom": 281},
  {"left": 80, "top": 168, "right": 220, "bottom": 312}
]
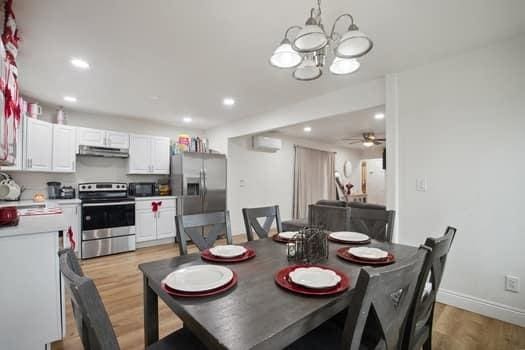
[{"left": 343, "top": 132, "right": 385, "bottom": 147}]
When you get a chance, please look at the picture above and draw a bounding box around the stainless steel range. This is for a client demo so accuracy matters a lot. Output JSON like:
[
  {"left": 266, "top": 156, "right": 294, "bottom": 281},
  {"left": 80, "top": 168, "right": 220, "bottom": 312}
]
[{"left": 79, "top": 183, "right": 136, "bottom": 259}]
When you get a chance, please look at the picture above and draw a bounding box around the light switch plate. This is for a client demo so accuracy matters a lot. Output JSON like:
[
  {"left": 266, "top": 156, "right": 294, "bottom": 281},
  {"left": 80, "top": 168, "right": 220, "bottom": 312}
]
[
  {"left": 416, "top": 178, "right": 427, "bottom": 192},
  {"left": 505, "top": 275, "right": 520, "bottom": 293}
]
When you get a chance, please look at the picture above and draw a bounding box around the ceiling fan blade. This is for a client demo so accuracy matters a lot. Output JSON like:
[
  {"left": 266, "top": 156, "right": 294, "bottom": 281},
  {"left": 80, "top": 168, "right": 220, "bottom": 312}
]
[
  {"left": 375, "top": 138, "right": 386, "bottom": 141},
  {"left": 346, "top": 140, "right": 363, "bottom": 145}
]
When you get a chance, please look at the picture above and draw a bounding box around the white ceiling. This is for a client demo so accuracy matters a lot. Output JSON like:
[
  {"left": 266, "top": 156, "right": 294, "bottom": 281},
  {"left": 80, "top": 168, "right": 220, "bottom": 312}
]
[
  {"left": 14, "top": 0, "right": 525, "bottom": 129},
  {"left": 274, "top": 105, "right": 385, "bottom": 149}
]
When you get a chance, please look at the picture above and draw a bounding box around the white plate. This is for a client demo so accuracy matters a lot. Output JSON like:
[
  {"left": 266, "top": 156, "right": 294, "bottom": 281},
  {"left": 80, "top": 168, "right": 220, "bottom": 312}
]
[
  {"left": 278, "top": 231, "right": 298, "bottom": 240},
  {"left": 289, "top": 267, "right": 341, "bottom": 290},
  {"left": 348, "top": 247, "right": 388, "bottom": 260},
  {"left": 330, "top": 231, "right": 370, "bottom": 243},
  {"left": 209, "top": 245, "right": 247, "bottom": 258},
  {"left": 163, "top": 265, "right": 234, "bottom": 292}
]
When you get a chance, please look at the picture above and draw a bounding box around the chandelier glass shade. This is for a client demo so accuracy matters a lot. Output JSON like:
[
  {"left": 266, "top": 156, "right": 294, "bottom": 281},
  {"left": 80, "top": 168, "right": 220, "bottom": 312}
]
[{"left": 270, "top": 0, "right": 372, "bottom": 81}]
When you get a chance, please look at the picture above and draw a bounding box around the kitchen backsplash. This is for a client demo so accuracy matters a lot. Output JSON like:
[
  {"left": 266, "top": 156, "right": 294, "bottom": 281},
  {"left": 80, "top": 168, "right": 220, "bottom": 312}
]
[{"left": 6, "top": 156, "right": 168, "bottom": 200}]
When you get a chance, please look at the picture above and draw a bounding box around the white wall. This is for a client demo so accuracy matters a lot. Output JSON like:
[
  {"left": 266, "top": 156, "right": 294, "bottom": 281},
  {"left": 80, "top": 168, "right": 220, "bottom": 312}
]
[
  {"left": 228, "top": 135, "right": 362, "bottom": 235},
  {"left": 7, "top": 103, "right": 204, "bottom": 199},
  {"left": 394, "top": 35, "right": 525, "bottom": 325},
  {"left": 207, "top": 78, "right": 385, "bottom": 154}
]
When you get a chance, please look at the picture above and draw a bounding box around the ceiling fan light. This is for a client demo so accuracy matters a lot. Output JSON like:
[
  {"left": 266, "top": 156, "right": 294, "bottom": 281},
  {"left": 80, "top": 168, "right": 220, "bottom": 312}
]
[
  {"left": 363, "top": 141, "right": 374, "bottom": 147},
  {"left": 292, "top": 25, "right": 328, "bottom": 53},
  {"left": 335, "top": 26, "right": 373, "bottom": 58},
  {"left": 293, "top": 56, "right": 322, "bottom": 81},
  {"left": 329, "top": 57, "right": 360, "bottom": 75},
  {"left": 270, "top": 39, "right": 303, "bottom": 68}
]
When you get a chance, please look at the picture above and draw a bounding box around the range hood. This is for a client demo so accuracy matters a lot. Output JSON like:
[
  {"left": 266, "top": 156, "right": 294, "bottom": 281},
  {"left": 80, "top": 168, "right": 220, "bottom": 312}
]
[{"left": 78, "top": 145, "right": 129, "bottom": 158}]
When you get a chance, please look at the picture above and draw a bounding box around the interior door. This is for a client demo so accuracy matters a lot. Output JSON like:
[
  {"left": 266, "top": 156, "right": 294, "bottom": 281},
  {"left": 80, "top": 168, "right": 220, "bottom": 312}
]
[
  {"left": 202, "top": 154, "right": 226, "bottom": 213},
  {"left": 364, "top": 158, "right": 386, "bottom": 205},
  {"left": 52, "top": 124, "right": 76, "bottom": 172},
  {"left": 25, "top": 117, "right": 52, "bottom": 171},
  {"left": 128, "top": 135, "right": 151, "bottom": 173},
  {"left": 150, "top": 136, "right": 170, "bottom": 174}
]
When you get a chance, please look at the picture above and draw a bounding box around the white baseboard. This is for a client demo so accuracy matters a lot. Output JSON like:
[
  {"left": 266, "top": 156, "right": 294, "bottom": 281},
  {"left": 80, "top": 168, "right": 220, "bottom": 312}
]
[{"left": 437, "top": 288, "right": 525, "bottom": 327}]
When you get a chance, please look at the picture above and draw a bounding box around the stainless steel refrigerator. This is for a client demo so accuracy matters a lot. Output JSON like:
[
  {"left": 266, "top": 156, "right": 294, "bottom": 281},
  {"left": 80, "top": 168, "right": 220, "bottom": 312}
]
[{"left": 170, "top": 152, "right": 227, "bottom": 217}]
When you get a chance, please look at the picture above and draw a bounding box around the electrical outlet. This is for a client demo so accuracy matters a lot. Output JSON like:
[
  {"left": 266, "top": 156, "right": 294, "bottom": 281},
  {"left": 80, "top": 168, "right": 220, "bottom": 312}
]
[
  {"left": 505, "top": 275, "right": 520, "bottom": 293},
  {"left": 416, "top": 178, "right": 427, "bottom": 192}
]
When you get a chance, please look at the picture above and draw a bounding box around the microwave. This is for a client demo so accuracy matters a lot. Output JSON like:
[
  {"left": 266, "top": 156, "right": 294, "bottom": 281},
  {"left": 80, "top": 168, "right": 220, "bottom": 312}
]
[{"left": 128, "top": 182, "right": 157, "bottom": 197}]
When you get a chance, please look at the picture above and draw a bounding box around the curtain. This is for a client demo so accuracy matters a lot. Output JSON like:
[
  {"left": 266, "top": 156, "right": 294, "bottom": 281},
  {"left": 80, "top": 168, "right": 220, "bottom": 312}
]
[{"left": 293, "top": 146, "right": 336, "bottom": 219}]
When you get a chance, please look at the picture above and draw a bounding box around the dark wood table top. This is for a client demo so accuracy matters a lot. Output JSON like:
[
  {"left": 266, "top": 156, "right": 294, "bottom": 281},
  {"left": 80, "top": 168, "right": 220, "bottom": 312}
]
[{"left": 139, "top": 238, "right": 418, "bottom": 350}]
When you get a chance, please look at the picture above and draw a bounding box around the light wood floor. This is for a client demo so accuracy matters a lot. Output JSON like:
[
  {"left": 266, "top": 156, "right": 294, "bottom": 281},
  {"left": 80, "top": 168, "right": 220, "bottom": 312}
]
[{"left": 53, "top": 240, "right": 525, "bottom": 350}]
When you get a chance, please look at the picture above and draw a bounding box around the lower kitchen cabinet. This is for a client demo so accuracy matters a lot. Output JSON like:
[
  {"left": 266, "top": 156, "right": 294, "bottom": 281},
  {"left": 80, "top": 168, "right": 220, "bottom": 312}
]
[
  {"left": 135, "top": 197, "right": 177, "bottom": 243},
  {"left": 60, "top": 202, "right": 81, "bottom": 256}
]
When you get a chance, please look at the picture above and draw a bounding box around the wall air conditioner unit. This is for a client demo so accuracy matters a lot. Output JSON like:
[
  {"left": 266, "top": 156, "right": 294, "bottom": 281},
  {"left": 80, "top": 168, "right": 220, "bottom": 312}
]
[{"left": 252, "top": 136, "right": 282, "bottom": 153}]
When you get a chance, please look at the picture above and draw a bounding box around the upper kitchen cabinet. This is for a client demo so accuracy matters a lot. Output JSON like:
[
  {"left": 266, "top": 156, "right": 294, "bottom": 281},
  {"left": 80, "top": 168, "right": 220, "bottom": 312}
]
[
  {"left": 129, "top": 134, "right": 170, "bottom": 175},
  {"left": 23, "top": 117, "right": 53, "bottom": 171},
  {"left": 77, "top": 127, "right": 129, "bottom": 150},
  {"left": 52, "top": 124, "right": 76, "bottom": 172}
]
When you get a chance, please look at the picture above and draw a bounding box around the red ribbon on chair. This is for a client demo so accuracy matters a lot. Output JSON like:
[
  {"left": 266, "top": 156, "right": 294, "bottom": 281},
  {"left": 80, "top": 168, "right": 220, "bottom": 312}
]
[{"left": 67, "top": 226, "right": 76, "bottom": 251}]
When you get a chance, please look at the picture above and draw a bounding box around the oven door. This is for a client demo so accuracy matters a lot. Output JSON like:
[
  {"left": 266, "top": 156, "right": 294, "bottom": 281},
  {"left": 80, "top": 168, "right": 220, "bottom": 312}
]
[{"left": 82, "top": 201, "right": 135, "bottom": 239}]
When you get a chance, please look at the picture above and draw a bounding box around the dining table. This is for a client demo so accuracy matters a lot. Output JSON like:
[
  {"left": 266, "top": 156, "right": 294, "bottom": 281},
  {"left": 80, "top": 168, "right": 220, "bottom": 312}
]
[{"left": 139, "top": 237, "right": 419, "bottom": 350}]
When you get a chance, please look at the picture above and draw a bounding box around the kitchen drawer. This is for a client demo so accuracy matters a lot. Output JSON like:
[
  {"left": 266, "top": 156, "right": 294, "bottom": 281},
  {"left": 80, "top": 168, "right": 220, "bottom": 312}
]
[{"left": 135, "top": 197, "right": 176, "bottom": 211}]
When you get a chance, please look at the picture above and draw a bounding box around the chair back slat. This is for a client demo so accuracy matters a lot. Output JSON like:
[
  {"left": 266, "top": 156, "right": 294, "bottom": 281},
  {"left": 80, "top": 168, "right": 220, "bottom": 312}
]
[
  {"left": 58, "top": 249, "right": 120, "bottom": 350},
  {"left": 342, "top": 248, "right": 427, "bottom": 350},
  {"left": 404, "top": 226, "right": 457, "bottom": 350},
  {"left": 348, "top": 208, "right": 395, "bottom": 242},
  {"left": 176, "top": 211, "right": 233, "bottom": 255},
  {"left": 242, "top": 205, "right": 282, "bottom": 241},
  {"left": 308, "top": 204, "right": 351, "bottom": 232}
]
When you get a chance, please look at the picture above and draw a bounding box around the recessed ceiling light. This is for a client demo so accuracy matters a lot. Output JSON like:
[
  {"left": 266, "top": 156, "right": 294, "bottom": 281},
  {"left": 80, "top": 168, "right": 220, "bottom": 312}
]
[
  {"left": 70, "top": 58, "right": 90, "bottom": 70},
  {"left": 374, "top": 112, "right": 385, "bottom": 120},
  {"left": 63, "top": 96, "right": 77, "bottom": 102},
  {"left": 183, "top": 116, "right": 192, "bottom": 123},
  {"left": 303, "top": 126, "right": 312, "bottom": 132},
  {"left": 223, "top": 97, "right": 235, "bottom": 106},
  {"left": 150, "top": 95, "right": 160, "bottom": 101}
]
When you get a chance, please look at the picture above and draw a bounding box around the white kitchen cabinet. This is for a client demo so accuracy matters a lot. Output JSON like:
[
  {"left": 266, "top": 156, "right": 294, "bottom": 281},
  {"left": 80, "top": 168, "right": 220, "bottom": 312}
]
[
  {"left": 129, "top": 135, "right": 170, "bottom": 174},
  {"left": 76, "top": 127, "right": 106, "bottom": 148},
  {"left": 151, "top": 136, "right": 171, "bottom": 174},
  {"left": 24, "top": 117, "right": 53, "bottom": 171},
  {"left": 77, "top": 127, "right": 129, "bottom": 150},
  {"left": 107, "top": 131, "right": 129, "bottom": 149},
  {"left": 156, "top": 207, "right": 176, "bottom": 239},
  {"left": 52, "top": 125, "right": 76, "bottom": 172},
  {"left": 136, "top": 210, "right": 157, "bottom": 242},
  {"left": 128, "top": 134, "right": 151, "bottom": 174},
  {"left": 61, "top": 203, "right": 81, "bottom": 256},
  {"left": 135, "top": 197, "right": 177, "bottom": 243}
]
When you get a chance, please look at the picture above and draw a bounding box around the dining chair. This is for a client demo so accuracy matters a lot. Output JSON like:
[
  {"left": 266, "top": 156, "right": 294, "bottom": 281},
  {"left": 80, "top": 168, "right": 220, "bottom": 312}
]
[
  {"left": 286, "top": 247, "right": 428, "bottom": 350},
  {"left": 348, "top": 205, "right": 396, "bottom": 242},
  {"left": 242, "top": 205, "right": 283, "bottom": 241},
  {"left": 175, "top": 210, "right": 233, "bottom": 255},
  {"left": 58, "top": 249, "right": 206, "bottom": 350},
  {"left": 404, "top": 226, "right": 457, "bottom": 350}
]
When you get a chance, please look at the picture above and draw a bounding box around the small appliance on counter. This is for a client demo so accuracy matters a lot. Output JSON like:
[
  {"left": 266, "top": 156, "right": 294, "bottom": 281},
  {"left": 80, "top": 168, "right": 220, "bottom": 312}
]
[
  {"left": 59, "top": 186, "right": 75, "bottom": 199},
  {"left": 128, "top": 182, "right": 156, "bottom": 197},
  {"left": 0, "top": 206, "right": 19, "bottom": 227},
  {"left": 0, "top": 173, "right": 22, "bottom": 201},
  {"left": 157, "top": 178, "right": 171, "bottom": 196},
  {"left": 46, "top": 181, "right": 61, "bottom": 199}
]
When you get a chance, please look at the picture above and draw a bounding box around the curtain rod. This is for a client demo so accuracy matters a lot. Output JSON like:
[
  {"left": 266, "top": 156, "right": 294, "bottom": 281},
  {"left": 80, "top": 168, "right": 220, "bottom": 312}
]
[{"left": 294, "top": 144, "right": 337, "bottom": 154}]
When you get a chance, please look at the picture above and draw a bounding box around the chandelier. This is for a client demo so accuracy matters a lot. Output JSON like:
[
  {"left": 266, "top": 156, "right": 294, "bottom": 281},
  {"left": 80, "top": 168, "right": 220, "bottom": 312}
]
[{"left": 269, "top": 0, "right": 373, "bottom": 81}]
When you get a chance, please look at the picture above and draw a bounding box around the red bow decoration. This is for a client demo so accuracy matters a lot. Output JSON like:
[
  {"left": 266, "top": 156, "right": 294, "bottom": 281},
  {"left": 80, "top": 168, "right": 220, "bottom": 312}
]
[
  {"left": 151, "top": 201, "right": 162, "bottom": 213},
  {"left": 67, "top": 226, "right": 76, "bottom": 251}
]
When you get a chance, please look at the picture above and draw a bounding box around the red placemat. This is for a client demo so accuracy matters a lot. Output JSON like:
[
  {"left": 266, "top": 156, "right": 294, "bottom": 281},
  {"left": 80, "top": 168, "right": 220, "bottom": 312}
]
[
  {"left": 274, "top": 265, "right": 350, "bottom": 296},
  {"left": 161, "top": 271, "right": 238, "bottom": 298},
  {"left": 272, "top": 234, "right": 295, "bottom": 243},
  {"left": 336, "top": 247, "right": 396, "bottom": 266},
  {"left": 327, "top": 235, "right": 371, "bottom": 245},
  {"left": 201, "top": 247, "right": 256, "bottom": 263}
]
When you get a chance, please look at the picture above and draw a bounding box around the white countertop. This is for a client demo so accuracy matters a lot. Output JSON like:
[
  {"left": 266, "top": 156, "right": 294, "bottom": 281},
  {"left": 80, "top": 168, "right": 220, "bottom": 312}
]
[
  {"left": 0, "top": 198, "right": 81, "bottom": 208},
  {"left": 0, "top": 206, "right": 65, "bottom": 237}
]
